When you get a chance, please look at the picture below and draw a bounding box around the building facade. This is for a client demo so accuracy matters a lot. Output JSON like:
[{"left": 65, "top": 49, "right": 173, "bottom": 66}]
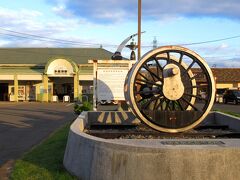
[
  {"left": 0, "top": 48, "right": 112, "bottom": 102},
  {"left": 212, "top": 68, "right": 240, "bottom": 91},
  {"left": 0, "top": 48, "right": 239, "bottom": 102}
]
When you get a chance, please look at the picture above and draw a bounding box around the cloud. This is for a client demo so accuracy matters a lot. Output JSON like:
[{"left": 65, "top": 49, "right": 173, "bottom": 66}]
[
  {"left": 50, "top": 0, "right": 240, "bottom": 23},
  {"left": 52, "top": 5, "right": 74, "bottom": 18},
  {"left": 223, "top": 59, "right": 240, "bottom": 67},
  {"left": 197, "top": 44, "right": 240, "bottom": 67},
  {"left": 0, "top": 39, "right": 10, "bottom": 46},
  {"left": 50, "top": 0, "right": 132, "bottom": 23},
  {"left": 219, "top": 43, "right": 228, "bottom": 49},
  {"left": 0, "top": 7, "right": 77, "bottom": 34},
  {"left": 205, "top": 58, "right": 240, "bottom": 68},
  {"left": 0, "top": 7, "right": 86, "bottom": 47},
  {"left": 143, "top": 0, "right": 240, "bottom": 20},
  {"left": 193, "top": 43, "right": 230, "bottom": 55},
  {"left": 0, "top": 7, "right": 42, "bottom": 30}
]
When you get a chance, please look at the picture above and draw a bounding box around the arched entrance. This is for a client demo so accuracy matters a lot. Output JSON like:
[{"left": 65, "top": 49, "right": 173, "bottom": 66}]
[{"left": 44, "top": 58, "right": 79, "bottom": 102}]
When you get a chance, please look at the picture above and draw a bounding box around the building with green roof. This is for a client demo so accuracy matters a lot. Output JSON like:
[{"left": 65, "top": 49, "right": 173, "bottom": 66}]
[
  {"left": 0, "top": 48, "right": 112, "bottom": 102},
  {"left": 1, "top": 47, "right": 239, "bottom": 103}
]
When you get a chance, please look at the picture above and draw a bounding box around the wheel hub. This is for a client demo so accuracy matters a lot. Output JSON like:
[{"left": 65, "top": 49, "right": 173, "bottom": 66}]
[{"left": 162, "top": 64, "right": 184, "bottom": 101}]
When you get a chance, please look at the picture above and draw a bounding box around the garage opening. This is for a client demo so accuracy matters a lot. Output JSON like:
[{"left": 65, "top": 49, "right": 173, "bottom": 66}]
[
  {"left": 0, "top": 83, "right": 9, "bottom": 101},
  {"left": 50, "top": 77, "right": 74, "bottom": 101}
]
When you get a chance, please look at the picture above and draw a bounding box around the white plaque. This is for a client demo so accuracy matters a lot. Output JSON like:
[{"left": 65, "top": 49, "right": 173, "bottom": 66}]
[{"left": 97, "top": 67, "right": 128, "bottom": 101}]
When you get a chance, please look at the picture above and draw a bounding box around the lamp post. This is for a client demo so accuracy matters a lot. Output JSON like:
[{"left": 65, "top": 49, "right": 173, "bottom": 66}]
[
  {"left": 126, "top": 40, "right": 138, "bottom": 60},
  {"left": 138, "top": 0, "right": 142, "bottom": 60}
]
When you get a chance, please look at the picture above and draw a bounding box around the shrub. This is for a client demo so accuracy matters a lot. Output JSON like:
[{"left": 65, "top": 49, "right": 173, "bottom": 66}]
[{"left": 74, "top": 101, "right": 93, "bottom": 115}]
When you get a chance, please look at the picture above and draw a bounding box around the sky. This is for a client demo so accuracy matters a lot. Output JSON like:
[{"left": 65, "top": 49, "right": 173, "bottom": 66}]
[{"left": 0, "top": 0, "right": 240, "bottom": 67}]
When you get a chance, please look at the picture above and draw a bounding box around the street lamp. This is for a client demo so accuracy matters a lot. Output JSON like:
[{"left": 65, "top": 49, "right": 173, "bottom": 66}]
[{"left": 126, "top": 39, "right": 138, "bottom": 60}]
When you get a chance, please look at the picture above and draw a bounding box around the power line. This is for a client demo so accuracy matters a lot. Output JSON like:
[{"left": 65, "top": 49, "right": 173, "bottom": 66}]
[
  {"left": 0, "top": 31, "right": 118, "bottom": 48},
  {"left": 0, "top": 27, "right": 100, "bottom": 46},
  {"left": 0, "top": 27, "right": 117, "bottom": 47},
  {"left": 178, "top": 35, "right": 240, "bottom": 46},
  {"left": 0, "top": 27, "right": 240, "bottom": 48},
  {"left": 141, "top": 35, "right": 240, "bottom": 48},
  {"left": 150, "top": 35, "right": 240, "bottom": 47},
  {"left": 0, "top": 32, "right": 98, "bottom": 47}
]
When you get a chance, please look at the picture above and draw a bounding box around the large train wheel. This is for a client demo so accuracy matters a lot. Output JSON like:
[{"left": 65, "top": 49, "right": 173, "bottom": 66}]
[{"left": 125, "top": 46, "right": 216, "bottom": 133}]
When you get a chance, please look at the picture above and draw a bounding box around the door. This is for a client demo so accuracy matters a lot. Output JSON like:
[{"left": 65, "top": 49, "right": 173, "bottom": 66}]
[{"left": 0, "top": 83, "right": 8, "bottom": 101}]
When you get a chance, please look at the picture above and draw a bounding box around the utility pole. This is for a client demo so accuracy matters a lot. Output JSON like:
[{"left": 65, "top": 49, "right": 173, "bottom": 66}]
[{"left": 138, "top": 0, "right": 142, "bottom": 60}]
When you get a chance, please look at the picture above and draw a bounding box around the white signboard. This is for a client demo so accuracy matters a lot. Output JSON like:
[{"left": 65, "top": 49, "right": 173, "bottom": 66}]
[
  {"left": 89, "top": 59, "right": 135, "bottom": 110},
  {"left": 97, "top": 67, "right": 129, "bottom": 101}
]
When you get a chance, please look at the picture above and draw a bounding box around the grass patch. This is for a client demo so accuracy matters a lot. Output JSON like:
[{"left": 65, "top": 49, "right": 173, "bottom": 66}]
[
  {"left": 213, "top": 109, "right": 240, "bottom": 118},
  {"left": 11, "top": 123, "right": 77, "bottom": 180}
]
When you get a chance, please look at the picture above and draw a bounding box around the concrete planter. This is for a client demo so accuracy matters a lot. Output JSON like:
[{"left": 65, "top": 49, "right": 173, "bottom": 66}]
[{"left": 64, "top": 112, "right": 240, "bottom": 180}]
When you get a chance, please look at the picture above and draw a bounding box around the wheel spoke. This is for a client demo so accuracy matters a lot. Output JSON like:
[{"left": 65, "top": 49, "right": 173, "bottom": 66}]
[
  {"left": 166, "top": 52, "right": 170, "bottom": 61},
  {"left": 153, "top": 98, "right": 159, "bottom": 110},
  {"left": 141, "top": 95, "right": 161, "bottom": 109},
  {"left": 187, "top": 60, "right": 195, "bottom": 71},
  {"left": 180, "top": 97, "right": 200, "bottom": 111},
  {"left": 183, "top": 93, "right": 208, "bottom": 101},
  {"left": 179, "top": 53, "right": 183, "bottom": 65},
  {"left": 185, "top": 84, "right": 209, "bottom": 89},
  {"left": 189, "top": 74, "right": 198, "bottom": 81},
  {"left": 137, "top": 97, "right": 145, "bottom": 103},
  {"left": 135, "top": 78, "right": 161, "bottom": 86},
  {"left": 181, "top": 61, "right": 195, "bottom": 77},
  {"left": 136, "top": 89, "right": 160, "bottom": 95},
  {"left": 138, "top": 71, "right": 150, "bottom": 81},
  {"left": 189, "top": 71, "right": 205, "bottom": 80},
  {"left": 164, "top": 99, "right": 170, "bottom": 110},
  {"left": 177, "top": 99, "right": 184, "bottom": 110},
  {"left": 152, "top": 58, "right": 159, "bottom": 77},
  {"left": 135, "top": 81, "right": 147, "bottom": 86},
  {"left": 153, "top": 58, "right": 163, "bottom": 75},
  {"left": 143, "top": 64, "right": 162, "bottom": 82},
  {"left": 171, "top": 101, "right": 176, "bottom": 111},
  {"left": 155, "top": 97, "right": 164, "bottom": 110}
]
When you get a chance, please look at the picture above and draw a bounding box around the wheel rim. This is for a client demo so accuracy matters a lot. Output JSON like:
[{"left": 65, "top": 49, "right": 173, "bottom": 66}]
[{"left": 126, "top": 46, "right": 216, "bottom": 133}]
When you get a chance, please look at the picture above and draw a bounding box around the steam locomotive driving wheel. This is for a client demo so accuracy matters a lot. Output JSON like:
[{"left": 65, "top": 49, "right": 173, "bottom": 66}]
[{"left": 125, "top": 46, "right": 216, "bottom": 133}]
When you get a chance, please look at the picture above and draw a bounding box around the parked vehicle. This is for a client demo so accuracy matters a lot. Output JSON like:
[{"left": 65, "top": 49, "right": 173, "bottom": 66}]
[{"left": 223, "top": 89, "right": 240, "bottom": 105}]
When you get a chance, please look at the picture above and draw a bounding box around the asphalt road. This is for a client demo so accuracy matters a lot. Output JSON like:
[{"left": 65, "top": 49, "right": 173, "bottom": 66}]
[
  {"left": 212, "top": 103, "right": 240, "bottom": 114},
  {"left": 0, "top": 102, "right": 77, "bottom": 179}
]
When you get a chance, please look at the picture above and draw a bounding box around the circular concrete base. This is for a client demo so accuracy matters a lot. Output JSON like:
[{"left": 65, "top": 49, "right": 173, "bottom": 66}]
[{"left": 64, "top": 113, "right": 240, "bottom": 180}]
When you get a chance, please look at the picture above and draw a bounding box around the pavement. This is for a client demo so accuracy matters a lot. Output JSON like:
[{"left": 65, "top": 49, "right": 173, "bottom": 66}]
[
  {"left": 0, "top": 102, "right": 77, "bottom": 179},
  {"left": 212, "top": 103, "right": 240, "bottom": 114}
]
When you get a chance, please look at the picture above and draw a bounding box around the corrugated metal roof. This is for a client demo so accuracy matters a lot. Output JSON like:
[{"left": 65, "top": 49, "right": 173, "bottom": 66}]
[
  {"left": 78, "top": 65, "right": 93, "bottom": 74},
  {"left": 0, "top": 48, "right": 113, "bottom": 64},
  {"left": 212, "top": 68, "right": 240, "bottom": 82},
  {"left": 192, "top": 68, "right": 240, "bottom": 82},
  {"left": 0, "top": 67, "right": 44, "bottom": 74}
]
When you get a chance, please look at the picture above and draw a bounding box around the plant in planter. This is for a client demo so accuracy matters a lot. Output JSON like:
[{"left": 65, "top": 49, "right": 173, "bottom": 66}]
[{"left": 74, "top": 101, "right": 93, "bottom": 115}]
